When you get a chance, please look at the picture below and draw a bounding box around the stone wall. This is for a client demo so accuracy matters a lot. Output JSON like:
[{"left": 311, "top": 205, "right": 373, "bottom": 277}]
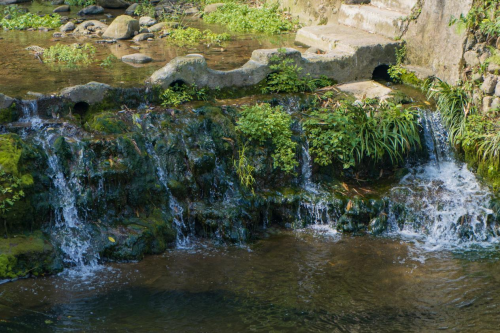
[{"left": 279, "top": 0, "right": 343, "bottom": 26}]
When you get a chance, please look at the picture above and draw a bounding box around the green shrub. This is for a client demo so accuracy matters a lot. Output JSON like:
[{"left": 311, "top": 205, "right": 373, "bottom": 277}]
[
  {"left": 100, "top": 54, "right": 118, "bottom": 68},
  {"left": 237, "top": 103, "right": 298, "bottom": 173},
  {"left": 204, "top": 2, "right": 299, "bottom": 34},
  {"left": 303, "top": 102, "right": 421, "bottom": 169},
  {"left": 0, "top": 6, "right": 61, "bottom": 30},
  {"left": 161, "top": 84, "right": 208, "bottom": 107},
  {"left": 134, "top": 2, "right": 156, "bottom": 17},
  {"left": 65, "top": 0, "right": 95, "bottom": 6},
  {"left": 44, "top": 43, "right": 97, "bottom": 67},
  {"left": 263, "top": 49, "right": 333, "bottom": 93},
  {"left": 450, "top": 0, "right": 500, "bottom": 37}
]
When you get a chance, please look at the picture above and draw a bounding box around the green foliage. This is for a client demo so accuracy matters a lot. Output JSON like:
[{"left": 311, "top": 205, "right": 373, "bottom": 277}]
[
  {"left": 44, "top": 43, "right": 97, "bottom": 67},
  {"left": 167, "top": 27, "right": 230, "bottom": 46},
  {"left": 161, "top": 84, "right": 208, "bottom": 107},
  {"left": 65, "top": 0, "right": 95, "bottom": 6},
  {"left": 204, "top": 2, "right": 299, "bottom": 35},
  {"left": 87, "top": 112, "right": 128, "bottom": 134},
  {"left": 100, "top": 54, "right": 118, "bottom": 68},
  {"left": 134, "top": 2, "right": 156, "bottom": 17},
  {"left": 0, "top": 103, "right": 18, "bottom": 124},
  {"left": 234, "top": 145, "right": 255, "bottom": 194},
  {"left": 424, "top": 78, "right": 474, "bottom": 143},
  {"left": 303, "top": 101, "right": 421, "bottom": 169},
  {"left": 449, "top": 0, "right": 500, "bottom": 37},
  {"left": 387, "top": 43, "right": 421, "bottom": 86},
  {"left": 237, "top": 103, "right": 298, "bottom": 173},
  {"left": 0, "top": 169, "right": 24, "bottom": 218},
  {"left": 263, "top": 49, "right": 333, "bottom": 93},
  {"left": 0, "top": 6, "right": 61, "bottom": 30}
]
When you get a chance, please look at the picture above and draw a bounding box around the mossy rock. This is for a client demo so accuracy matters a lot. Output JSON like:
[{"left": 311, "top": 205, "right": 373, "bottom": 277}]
[
  {"left": 0, "top": 102, "right": 19, "bottom": 124},
  {"left": 0, "top": 231, "right": 62, "bottom": 280},
  {"left": 87, "top": 112, "right": 128, "bottom": 134}
]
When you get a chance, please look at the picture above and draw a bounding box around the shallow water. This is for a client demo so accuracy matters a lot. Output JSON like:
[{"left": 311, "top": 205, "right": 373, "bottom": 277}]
[
  {"left": 1, "top": 230, "right": 499, "bottom": 332},
  {"left": 0, "top": 1, "right": 302, "bottom": 97}
]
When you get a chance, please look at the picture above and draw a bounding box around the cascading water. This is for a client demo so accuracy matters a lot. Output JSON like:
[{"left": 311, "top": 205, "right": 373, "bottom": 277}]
[
  {"left": 145, "top": 142, "right": 192, "bottom": 248},
  {"left": 388, "top": 110, "right": 499, "bottom": 249},
  {"left": 20, "top": 100, "right": 99, "bottom": 271}
]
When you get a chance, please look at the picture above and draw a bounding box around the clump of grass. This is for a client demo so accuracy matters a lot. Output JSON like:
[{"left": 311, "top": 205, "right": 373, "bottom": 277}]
[
  {"left": 0, "top": 5, "right": 61, "bottom": 30},
  {"left": 303, "top": 101, "right": 421, "bottom": 169},
  {"left": 204, "top": 2, "right": 299, "bottom": 35},
  {"left": 167, "top": 27, "right": 230, "bottom": 46},
  {"left": 65, "top": 0, "right": 95, "bottom": 6},
  {"left": 134, "top": 2, "right": 156, "bottom": 18},
  {"left": 44, "top": 43, "right": 97, "bottom": 67}
]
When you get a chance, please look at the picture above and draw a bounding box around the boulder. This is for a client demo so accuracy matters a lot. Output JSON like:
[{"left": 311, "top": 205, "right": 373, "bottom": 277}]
[
  {"left": 53, "top": 5, "right": 70, "bottom": 12},
  {"left": 139, "top": 16, "right": 156, "bottom": 26},
  {"left": 148, "top": 21, "right": 178, "bottom": 32},
  {"left": 96, "top": 0, "right": 129, "bottom": 9},
  {"left": 0, "top": 93, "right": 14, "bottom": 110},
  {"left": 488, "top": 62, "right": 500, "bottom": 75},
  {"left": 481, "top": 75, "right": 498, "bottom": 95},
  {"left": 492, "top": 97, "right": 500, "bottom": 111},
  {"left": 73, "top": 20, "right": 108, "bottom": 35},
  {"left": 60, "top": 21, "right": 76, "bottom": 32},
  {"left": 184, "top": 7, "right": 199, "bottom": 15},
  {"left": 495, "top": 81, "right": 500, "bottom": 97},
  {"left": 125, "top": 3, "right": 138, "bottom": 15},
  {"left": 133, "top": 32, "right": 154, "bottom": 42},
  {"left": 483, "top": 96, "right": 494, "bottom": 113},
  {"left": 122, "top": 53, "right": 152, "bottom": 64},
  {"left": 102, "top": 15, "right": 139, "bottom": 40},
  {"left": 51, "top": 0, "right": 64, "bottom": 4},
  {"left": 60, "top": 82, "right": 111, "bottom": 104},
  {"left": 203, "top": 3, "right": 224, "bottom": 14},
  {"left": 77, "top": 5, "right": 104, "bottom": 15},
  {"left": 0, "top": 0, "right": 30, "bottom": 4}
]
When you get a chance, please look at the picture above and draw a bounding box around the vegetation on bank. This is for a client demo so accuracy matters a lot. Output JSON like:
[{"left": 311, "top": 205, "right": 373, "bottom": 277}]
[
  {"left": 0, "top": 5, "right": 61, "bottom": 30},
  {"left": 204, "top": 2, "right": 299, "bottom": 34},
  {"left": 166, "top": 27, "right": 231, "bottom": 46},
  {"left": 450, "top": 0, "right": 500, "bottom": 38}
]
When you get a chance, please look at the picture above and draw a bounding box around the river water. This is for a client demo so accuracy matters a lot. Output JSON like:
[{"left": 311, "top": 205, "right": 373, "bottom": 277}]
[{"left": 1, "top": 231, "right": 499, "bottom": 332}]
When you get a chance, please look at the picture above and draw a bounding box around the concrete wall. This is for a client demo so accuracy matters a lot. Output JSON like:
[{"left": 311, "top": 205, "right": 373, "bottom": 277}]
[
  {"left": 279, "top": 0, "right": 343, "bottom": 26},
  {"left": 404, "top": 0, "right": 473, "bottom": 84}
]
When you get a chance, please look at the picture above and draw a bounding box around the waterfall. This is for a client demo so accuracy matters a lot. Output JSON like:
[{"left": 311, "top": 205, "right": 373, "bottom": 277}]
[
  {"left": 145, "top": 142, "right": 192, "bottom": 248},
  {"left": 388, "top": 110, "right": 499, "bottom": 249}
]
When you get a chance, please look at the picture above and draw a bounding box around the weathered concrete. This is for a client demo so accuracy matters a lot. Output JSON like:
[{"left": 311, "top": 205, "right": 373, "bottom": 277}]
[
  {"left": 337, "top": 80, "right": 392, "bottom": 99},
  {"left": 149, "top": 45, "right": 398, "bottom": 89},
  {"left": 371, "top": 0, "right": 417, "bottom": 15},
  {"left": 405, "top": 0, "right": 473, "bottom": 84},
  {"left": 338, "top": 4, "right": 405, "bottom": 39},
  {"left": 0, "top": 93, "right": 14, "bottom": 110}
]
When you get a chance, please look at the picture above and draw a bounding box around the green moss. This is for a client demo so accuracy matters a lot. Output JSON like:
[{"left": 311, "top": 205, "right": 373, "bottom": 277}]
[
  {"left": 400, "top": 71, "right": 422, "bottom": 87},
  {"left": 0, "top": 133, "right": 22, "bottom": 174},
  {"left": 0, "top": 232, "right": 62, "bottom": 279},
  {"left": 0, "top": 102, "right": 18, "bottom": 124},
  {"left": 87, "top": 112, "right": 128, "bottom": 134}
]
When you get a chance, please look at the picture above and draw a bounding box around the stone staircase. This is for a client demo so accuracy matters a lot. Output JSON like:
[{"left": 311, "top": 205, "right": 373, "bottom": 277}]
[{"left": 295, "top": 0, "right": 418, "bottom": 79}]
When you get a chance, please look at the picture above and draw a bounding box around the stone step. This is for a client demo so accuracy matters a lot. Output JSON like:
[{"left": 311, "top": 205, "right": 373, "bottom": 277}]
[
  {"left": 370, "top": 0, "right": 418, "bottom": 15},
  {"left": 295, "top": 24, "right": 398, "bottom": 53},
  {"left": 338, "top": 4, "right": 406, "bottom": 39}
]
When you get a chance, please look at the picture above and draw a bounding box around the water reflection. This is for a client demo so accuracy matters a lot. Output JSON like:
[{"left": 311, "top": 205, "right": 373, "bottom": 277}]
[{"left": 1, "top": 231, "right": 499, "bottom": 331}]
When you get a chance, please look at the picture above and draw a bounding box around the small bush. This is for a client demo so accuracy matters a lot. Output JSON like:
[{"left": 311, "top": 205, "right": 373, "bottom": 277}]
[
  {"left": 65, "top": 0, "right": 95, "bottom": 6},
  {"left": 44, "top": 43, "right": 97, "bottom": 67},
  {"left": 0, "top": 6, "right": 61, "bottom": 30},
  {"left": 161, "top": 84, "right": 208, "bottom": 107},
  {"left": 134, "top": 2, "right": 156, "bottom": 17},
  {"left": 263, "top": 49, "right": 333, "bottom": 93},
  {"left": 204, "top": 2, "right": 299, "bottom": 35},
  {"left": 237, "top": 103, "right": 298, "bottom": 173}
]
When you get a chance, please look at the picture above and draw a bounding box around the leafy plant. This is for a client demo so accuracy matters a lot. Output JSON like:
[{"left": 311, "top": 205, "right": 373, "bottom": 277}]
[
  {"left": 44, "top": 43, "right": 97, "bottom": 67},
  {"left": 65, "top": 0, "right": 95, "bottom": 6},
  {"left": 0, "top": 6, "right": 61, "bottom": 30},
  {"left": 303, "top": 101, "right": 421, "bottom": 169},
  {"left": 167, "top": 27, "right": 230, "bottom": 46},
  {"left": 134, "top": 2, "right": 156, "bottom": 17},
  {"left": 449, "top": 0, "right": 500, "bottom": 38},
  {"left": 0, "top": 169, "right": 24, "bottom": 236},
  {"left": 234, "top": 145, "right": 255, "bottom": 194},
  {"left": 161, "top": 83, "right": 208, "bottom": 107},
  {"left": 204, "top": 2, "right": 299, "bottom": 35},
  {"left": 263, "top": 49, "right": 333, "bottom": 93},
  {"left": 237, "top": 103, "right": 298, "bottom": 173},
  {"left": 100, "top": 54, "right": 118, "bottom": 68}
]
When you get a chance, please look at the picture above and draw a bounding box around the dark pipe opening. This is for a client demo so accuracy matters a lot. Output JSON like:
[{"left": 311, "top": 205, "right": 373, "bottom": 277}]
[
  {"left": 169, "top": 80, "right": 188, "bottom": 89},
  {"left": 372, "top": 64, "right": 392, "bottom": 82},
  {"left": 73, "top": 101, "right": 89, "bottom": 116}
]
